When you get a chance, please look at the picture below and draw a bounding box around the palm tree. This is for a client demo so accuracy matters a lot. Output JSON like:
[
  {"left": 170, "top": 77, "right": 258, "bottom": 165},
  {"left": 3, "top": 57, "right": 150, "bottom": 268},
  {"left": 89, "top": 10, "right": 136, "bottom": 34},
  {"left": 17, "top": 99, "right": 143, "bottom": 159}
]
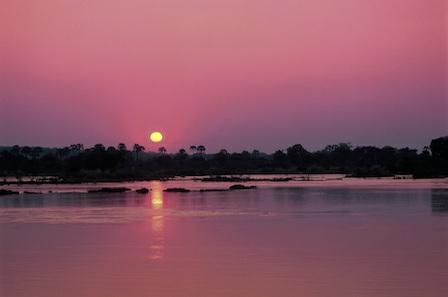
[
  {"left": 133, "top": 144, "right": 145, "bottom": 161},
  {"left": 118, "top": 143, "right": 127, "bottom": 152},
  {"left": 251, "top": 149, "right": 260, "bottom": 159},
  {"left": 189, "top": 145, "right": 197, "bottom": 154},
  {"left": 158, "top": 147, "right": 167, "bottom": 154},
  {"left": 197, "top": 145, "right": 206, "bottom": 154}
]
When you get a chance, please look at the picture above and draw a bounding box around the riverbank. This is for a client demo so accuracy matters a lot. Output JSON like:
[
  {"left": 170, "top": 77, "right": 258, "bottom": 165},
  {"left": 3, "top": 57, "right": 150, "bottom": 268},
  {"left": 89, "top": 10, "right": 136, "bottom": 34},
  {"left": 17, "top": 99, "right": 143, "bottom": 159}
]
[{"left": 0, "top": 172, "right": 429, "bottom": 186}]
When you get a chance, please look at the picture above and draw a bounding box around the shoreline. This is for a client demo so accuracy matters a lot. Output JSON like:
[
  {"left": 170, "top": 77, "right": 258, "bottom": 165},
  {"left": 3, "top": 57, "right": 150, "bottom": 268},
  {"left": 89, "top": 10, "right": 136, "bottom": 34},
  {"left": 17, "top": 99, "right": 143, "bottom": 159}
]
[
  {"left": 1, "top": 174, "right": 447, "bottom": 196},
  {"left": 0, "top": 173, "right": 429, "bottom": 186}
]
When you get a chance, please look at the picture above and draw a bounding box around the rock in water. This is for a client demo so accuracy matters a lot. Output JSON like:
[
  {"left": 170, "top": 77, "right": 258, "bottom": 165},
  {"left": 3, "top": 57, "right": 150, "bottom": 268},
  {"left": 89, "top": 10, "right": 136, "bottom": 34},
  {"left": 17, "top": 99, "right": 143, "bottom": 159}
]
[
  {"left": 229, "top": 184, "right": 257, "bottom": 190},
  {"left": 136, "top": 188, "right": 150, "bottom": 194},
  {"left": 164, "top": 188, "right": 191, "bottom": 193}
]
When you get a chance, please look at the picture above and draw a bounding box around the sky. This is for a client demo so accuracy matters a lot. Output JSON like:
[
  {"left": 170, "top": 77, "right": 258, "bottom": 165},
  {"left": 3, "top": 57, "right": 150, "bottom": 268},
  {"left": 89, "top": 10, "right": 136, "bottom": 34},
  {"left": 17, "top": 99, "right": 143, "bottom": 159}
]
[{"left": 1, "top": 0, "right": 447, "bottom": 152}]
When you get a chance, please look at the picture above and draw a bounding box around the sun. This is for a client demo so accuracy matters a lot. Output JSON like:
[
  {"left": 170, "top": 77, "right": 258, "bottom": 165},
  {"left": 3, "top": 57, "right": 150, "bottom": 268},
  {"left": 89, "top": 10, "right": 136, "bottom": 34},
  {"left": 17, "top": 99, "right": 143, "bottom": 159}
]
[{"left": 150, "top": 131, "right": 163, "bottom": 143}]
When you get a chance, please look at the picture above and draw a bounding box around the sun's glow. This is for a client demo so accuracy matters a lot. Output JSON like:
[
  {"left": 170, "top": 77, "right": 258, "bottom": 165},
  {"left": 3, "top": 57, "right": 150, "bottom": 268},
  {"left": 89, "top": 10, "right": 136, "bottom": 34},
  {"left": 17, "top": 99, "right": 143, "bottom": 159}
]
[{"left": 150, "top": 131, "right": 163, "bottom": 143}]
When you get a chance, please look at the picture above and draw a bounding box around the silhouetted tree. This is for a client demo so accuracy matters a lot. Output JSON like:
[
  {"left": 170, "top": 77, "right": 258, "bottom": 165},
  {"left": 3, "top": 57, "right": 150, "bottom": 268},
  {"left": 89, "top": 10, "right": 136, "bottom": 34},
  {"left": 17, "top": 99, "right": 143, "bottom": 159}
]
[
  {"left": 93, "top": 144, "right": 106, "bottom": 152},
  {"left": 273, "top": 150, "right": 287, "bottom": 168},
  {"left": 251, "top": 149, "right": 260, "bottom": 159},
  {"left": 158, "top": 147, "right": 167, "bottom": 154},
  {"left": 197, "top": 145, "right": 206, "bottom": 154},
  {"left": 1, "top": 136, "right": 447, "bottom": 180},
  {"left": 69, "top": 144, "right": 84, "bottom": 152},
  {"left": 286, "top": 144, "right": 310, "bottom": 167},
  {"left": 21, "top": 146, "right": 31, "bottom": 158},
  {"left": 133, "top": 144, "right": 145, "bottom": 161},
  {"left": 11, "top": 145, "right": 20, "bottom": 156},
  {"left": 118, "top": 143, "right": 127, "bottom": 152},
  {"left": 30, "top": 147, "right": 42, "bottom": 160},
  {"left": 430, "top": 137, "right": 448, "bottom": 160},
  {"left": 175, "top": 148, "right": 187, "bottom": 159},
  {"left": 56, "top": 147, "right": 70, "bottom": 159},
  {"left": 241, "top": 151, "right": 251, "bottom": 159},
  {"left": 107, "top": 146, "right": 117, "bottom": 153},
  {"left": 214, "top": 149, "right": 230, "bottom": 166},
  {"left": 422, "top": 146, "right": 430, "bottom": 156},
  {"left": 430, "top": 136, "right": 448, "bottom": 175}
]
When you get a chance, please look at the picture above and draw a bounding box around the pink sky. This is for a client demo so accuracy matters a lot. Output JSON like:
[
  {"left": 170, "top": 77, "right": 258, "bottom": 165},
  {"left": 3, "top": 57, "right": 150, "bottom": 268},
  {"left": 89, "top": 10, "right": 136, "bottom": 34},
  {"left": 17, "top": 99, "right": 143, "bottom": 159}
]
[{"left": 1, "top": 0, "right": 447, "bottom": 152}]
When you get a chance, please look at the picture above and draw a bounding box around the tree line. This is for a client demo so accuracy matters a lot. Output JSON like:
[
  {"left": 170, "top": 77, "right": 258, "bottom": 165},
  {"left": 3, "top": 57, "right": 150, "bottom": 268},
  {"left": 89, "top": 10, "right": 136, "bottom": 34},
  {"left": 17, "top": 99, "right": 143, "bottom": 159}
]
[{"left": 0, "top": 136, "right": 447, "bottom": 181}]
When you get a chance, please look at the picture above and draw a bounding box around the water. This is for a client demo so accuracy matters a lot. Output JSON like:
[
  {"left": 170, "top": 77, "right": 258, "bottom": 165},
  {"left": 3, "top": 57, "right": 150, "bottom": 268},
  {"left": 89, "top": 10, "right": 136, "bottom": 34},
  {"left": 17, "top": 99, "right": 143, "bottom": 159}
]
[{"left": 1, "top": 177, "right": 447, "bottom": 297}]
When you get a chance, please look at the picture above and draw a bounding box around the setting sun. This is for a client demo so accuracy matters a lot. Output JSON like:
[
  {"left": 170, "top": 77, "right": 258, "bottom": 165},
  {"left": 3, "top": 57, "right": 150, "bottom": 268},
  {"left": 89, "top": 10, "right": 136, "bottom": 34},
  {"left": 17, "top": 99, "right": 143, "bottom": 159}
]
[{"left": 150, "top": 131, "right": 163, "bottom": 143}]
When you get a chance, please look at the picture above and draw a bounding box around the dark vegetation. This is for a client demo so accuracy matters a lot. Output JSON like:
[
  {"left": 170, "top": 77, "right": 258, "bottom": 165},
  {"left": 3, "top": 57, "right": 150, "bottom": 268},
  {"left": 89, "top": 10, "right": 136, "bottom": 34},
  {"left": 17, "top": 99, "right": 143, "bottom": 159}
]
[{"left": 0, "top": 136, "right": 447, "bottom": 183}]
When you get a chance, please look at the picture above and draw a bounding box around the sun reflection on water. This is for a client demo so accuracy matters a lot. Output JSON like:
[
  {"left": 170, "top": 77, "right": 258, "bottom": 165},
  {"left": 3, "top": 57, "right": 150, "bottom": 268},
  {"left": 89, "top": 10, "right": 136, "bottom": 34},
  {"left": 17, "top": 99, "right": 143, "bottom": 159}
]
[
  {"left": 149, "top": 181, "right": 164, "bottom": 260},
  {"left": 151, "top": 189, "right": 163, "bottom": 210}
]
